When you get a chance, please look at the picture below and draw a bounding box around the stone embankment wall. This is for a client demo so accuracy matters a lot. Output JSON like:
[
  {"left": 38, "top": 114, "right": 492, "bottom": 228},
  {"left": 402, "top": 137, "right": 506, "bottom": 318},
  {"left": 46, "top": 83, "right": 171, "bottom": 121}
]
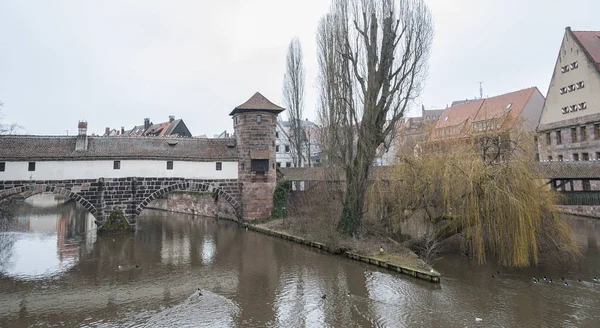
[
  {"left": 557, "top": 205, "right": 600, "bottom": 219},
  {"left": 147, "top": 191, "right": 237, "bottom": 220}
]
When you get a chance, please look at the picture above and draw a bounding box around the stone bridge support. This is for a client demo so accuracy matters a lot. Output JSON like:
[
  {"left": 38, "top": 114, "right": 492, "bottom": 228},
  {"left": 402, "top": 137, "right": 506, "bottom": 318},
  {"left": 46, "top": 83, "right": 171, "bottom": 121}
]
[{"left": 0, "top": 178, "right": 241, "bottom": 231}]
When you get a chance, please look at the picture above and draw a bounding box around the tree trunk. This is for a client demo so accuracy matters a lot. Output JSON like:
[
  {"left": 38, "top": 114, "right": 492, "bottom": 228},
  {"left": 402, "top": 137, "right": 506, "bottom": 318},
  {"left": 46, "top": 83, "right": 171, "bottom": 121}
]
[{"left": 339, "top": 143, "right": 375, "bottom": 236}]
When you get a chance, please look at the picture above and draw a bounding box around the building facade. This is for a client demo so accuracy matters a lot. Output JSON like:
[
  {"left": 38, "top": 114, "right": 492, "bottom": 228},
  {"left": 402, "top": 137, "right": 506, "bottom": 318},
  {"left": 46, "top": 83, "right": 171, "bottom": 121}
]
[
  {"left": 275, "top": 119, "right": 321, "bottom": 168},
  {"left": 537, "top": 27, "right": 600, "bottom": 163}
]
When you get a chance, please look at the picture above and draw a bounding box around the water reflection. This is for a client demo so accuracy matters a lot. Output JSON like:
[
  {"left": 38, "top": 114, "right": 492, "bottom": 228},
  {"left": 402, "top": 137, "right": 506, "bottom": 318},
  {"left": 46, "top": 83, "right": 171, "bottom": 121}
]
[
  {"left": 0, "top": 193, "right": 95, "bottom": 280},
  {"left": 0, "top": 199, "right": 599, "bottom": 327}
]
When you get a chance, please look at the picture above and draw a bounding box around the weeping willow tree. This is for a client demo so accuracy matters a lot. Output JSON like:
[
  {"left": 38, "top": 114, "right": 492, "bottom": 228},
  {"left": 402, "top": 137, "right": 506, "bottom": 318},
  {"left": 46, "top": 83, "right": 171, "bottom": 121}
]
[{"left": 366, "top": 127, "right": 580, "bottom": 267}]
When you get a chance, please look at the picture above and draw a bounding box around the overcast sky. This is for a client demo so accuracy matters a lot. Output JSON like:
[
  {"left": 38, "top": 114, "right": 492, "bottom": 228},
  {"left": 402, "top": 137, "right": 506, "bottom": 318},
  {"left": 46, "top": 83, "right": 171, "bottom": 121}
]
[{"left": 1, "top": 0, "right": 598, "bottom": 136}]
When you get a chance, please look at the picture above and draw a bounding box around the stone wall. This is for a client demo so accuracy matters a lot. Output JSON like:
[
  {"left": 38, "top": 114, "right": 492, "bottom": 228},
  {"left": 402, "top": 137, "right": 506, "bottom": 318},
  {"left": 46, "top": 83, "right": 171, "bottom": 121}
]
[
  {"left": 556, "top": 205, "right": 600, "bottom": 218},
  {"left": 147, "top": 191, "right": 238, "bottom": 220}
]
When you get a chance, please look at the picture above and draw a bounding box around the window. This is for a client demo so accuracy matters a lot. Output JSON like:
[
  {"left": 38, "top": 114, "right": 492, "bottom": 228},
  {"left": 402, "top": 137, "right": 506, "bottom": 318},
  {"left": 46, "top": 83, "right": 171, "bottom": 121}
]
[
  {"left": 571, "top": 61, "right": 578, "bottom": 69},
  {"left": 167, "top": 161, "right": 173, "bottom": 170},
  {"left": 256, "top": 115, "right": 262, "bottom": 123},
  {"left": 548, "top": 156, "right": 553, "bottom": 161},
  {"left": 580, "top": 102, "right": 587, "bottom": 110},
  {"left": 556, "top": 131, "right": 562, "bottom": 145},
  {"left": 0, "top": 162, "right": 5, "bottom": 172},
  {"left": 583, "top": 180, "right": 591, "bottom": 191},
  {"left": 235, "top": 117, "right": 238, "bottom": 125},
  {"left": 568, "top": 84, "right": 575, "bottom": 92},
  {"left": 276, "top": 132, "right": 279, "bottom": 138},
  {"left": 559, "top": 87, "right": 567, "bottom": 95},
  {"left": 597, "top": 152, "right": 600, "bottom": 160},
  {"left": 558, "top": 155, "right": 563, "bottom": 161},
  {"left": 596, "top": 124, "right": 600, "bottom": 139},
  {"left": 286, "top": 162, "right": 292, "bottom": 168},
  {"left": 276, "top": 162, "right": 281, "bottom": 168},
  {"left": 285, "top": 145, "right": 290, "bottom": 153},
  {"left": 573, "top": 153, "right": 579, "bottom": 161},
  {"left": 216, "top": 162, "right": 222, "bottom": 171},
  {"left": 576, "top": 81, "right": 585, "bottom": 89},
  {"left": 251, "top": 159, "right": 269, "bottom": 172},
  {"left": 582, "top": 152, "right": 589, "bottom": 161},
  {"left": 571, "top": 127, "right": 578, "bottom": 142},
  {"left": 561, "top": 65, "right": 570, "bottom": 73},
  {"left": 581, "top": 126, "right": 587, "bottom": 141},
  {"left": 28, "top": 162, "right": 36, "bottom": 171},
  {"left": 113, "top": 161, "right": 120, "bottom": 170},
  {"left": 275, "top": 145, "right": 279, "bottom": 152},
  {"left": 545, "top": 132, "right": 551, "bottom": 145}
]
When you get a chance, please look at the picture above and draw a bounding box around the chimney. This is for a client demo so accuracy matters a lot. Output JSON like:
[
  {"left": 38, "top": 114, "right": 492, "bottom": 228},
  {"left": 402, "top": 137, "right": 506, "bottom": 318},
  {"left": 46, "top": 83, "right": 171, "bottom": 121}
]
[
  {"left": 78, "top": 121, "right": 88, "bottom": 136},
  {"left": 144, "top": 118, "right": 150, "bottom": 130},
  {"left": 76, "top": 121, "right": 88, "bottom": 151},
  {"left": 169, "top": 115, "right": 175, "bottom": 123},
  {"left": 105, "top": 127, "right": 110, "bottom": 136},
  {"left": 121, "top": 126, "right": 125, "bottom": 134}
]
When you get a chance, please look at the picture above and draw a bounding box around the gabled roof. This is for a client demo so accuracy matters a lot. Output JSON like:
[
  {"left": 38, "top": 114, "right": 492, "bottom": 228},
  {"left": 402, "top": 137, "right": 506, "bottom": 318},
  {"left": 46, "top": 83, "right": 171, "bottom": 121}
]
[
  {"left": 230, "top": 92, "right": 285, "bottom": 116},
  {"left": 473, "top": 87, "right": 537, "bottom": 122},
  {"left": 435, "top": 99, "right": 484, "bottom": 129},
  {"left": 571, "top": 29, "right": 600, "bottom": 72}
]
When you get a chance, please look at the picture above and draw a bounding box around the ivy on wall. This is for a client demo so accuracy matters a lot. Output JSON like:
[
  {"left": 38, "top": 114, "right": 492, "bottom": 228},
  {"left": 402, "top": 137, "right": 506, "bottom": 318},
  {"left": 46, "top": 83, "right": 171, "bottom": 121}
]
[{"left": 270, "top": 179, "right": 291, "bottom": 219}]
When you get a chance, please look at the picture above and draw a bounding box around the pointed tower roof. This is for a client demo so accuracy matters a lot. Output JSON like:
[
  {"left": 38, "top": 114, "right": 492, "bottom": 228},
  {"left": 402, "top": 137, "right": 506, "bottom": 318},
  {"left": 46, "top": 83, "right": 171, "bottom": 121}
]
[{"left": 230, "top": 92, "right": 285, "bottom": 116}]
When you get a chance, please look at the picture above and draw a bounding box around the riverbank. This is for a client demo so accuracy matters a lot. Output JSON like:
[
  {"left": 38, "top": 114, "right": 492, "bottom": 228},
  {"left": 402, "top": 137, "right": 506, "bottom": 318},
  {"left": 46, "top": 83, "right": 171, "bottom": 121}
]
[{"left": 249, "top": 218, "right": 440, "bottom": 283}]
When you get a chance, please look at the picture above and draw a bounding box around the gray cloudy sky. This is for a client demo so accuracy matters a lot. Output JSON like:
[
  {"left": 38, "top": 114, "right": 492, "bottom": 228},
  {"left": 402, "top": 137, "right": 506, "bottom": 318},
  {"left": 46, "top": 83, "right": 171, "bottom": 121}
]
[{"left": 0, "top": 0, "right": 598, "bottom": 136}]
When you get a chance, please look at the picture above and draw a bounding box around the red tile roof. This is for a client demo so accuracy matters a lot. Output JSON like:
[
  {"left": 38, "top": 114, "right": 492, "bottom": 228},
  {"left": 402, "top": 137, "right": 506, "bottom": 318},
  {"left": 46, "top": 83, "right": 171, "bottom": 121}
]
[
  {"left": 572, "top": 30, "right": 600, "bottom": 71},
  {"left": 230, "top": 92, "right": 285, "bottom": 115},
  {"left": 435, "top": 99, "right": 484, "bottom": 129},
  {"left": 433, "top": 87, "right": 540, "bottom": 139},
  {"left": 473, "top": 87, "right": 537, "bottom": 123}
]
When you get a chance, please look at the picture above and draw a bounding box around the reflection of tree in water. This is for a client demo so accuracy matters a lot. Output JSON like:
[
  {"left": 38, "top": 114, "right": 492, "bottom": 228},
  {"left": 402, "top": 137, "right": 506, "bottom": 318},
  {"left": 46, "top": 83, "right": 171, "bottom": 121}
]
[{"left": 0, "top": 205, "right": 18, "bottom": 272}]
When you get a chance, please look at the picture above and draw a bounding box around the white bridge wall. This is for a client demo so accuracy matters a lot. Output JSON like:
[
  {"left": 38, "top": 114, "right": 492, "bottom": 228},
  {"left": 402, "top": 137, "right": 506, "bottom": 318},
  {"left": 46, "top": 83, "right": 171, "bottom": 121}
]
[{"left": 0, "top": 160, "right": 238, "bottom": 181}]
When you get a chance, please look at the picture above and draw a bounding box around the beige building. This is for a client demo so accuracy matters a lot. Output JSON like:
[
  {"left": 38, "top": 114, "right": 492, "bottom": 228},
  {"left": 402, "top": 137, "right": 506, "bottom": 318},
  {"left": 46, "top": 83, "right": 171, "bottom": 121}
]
[{"left": 537, "top": 27, "right": 600, "bottom": 163}]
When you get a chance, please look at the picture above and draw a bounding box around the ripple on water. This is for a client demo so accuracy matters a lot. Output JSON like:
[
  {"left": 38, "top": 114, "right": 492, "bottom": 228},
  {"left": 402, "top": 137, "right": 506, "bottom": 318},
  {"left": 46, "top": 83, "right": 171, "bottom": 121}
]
[{"left": 138, "top": 291, "right": 240, "bottom": 328}]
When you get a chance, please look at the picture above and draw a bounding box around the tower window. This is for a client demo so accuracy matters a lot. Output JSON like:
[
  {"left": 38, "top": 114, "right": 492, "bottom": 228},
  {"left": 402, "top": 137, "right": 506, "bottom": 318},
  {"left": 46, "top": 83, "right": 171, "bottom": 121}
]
[
  {"left": 556, "top": 131, "right": 562, "bottom": 145},
  {"left": 256, "top": 115, "right": 262, "bottom": 123},
  {"left": 216, "top": 162, "right": 222, "bottom": 171},
  {"left": 545, "top": 132, "right": 551, "bottom": 145},
  {"left": 113, "top": 161, "right": 120, "bottom": 170},
  {"left": 581, "top": 126, "right": 587, "bottom": 141},
  {"left": 251, "top": 159, "right": 269, "bottom": 172},
  {"left": 571, "top": 127, "right": 578, "bottom": 142}
]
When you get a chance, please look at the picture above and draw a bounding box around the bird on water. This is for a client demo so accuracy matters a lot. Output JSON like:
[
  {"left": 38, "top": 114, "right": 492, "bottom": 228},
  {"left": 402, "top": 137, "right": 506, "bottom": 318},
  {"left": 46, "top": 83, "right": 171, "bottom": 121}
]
[
  {"left": 379, "top": 246, "right": 384, "bottom": 254},
  {"left": 197, "top": 288, "right": 203, "bottom": 296},
  {"left": 321, "top": 294, "right": 327, "bottom": 299}
]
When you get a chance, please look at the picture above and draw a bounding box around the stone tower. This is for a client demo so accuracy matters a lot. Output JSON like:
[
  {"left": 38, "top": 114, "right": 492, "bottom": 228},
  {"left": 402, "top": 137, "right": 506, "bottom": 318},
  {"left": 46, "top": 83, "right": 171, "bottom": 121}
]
[{"left": 230, "top": 92, "right": 285, "bottom": 220}]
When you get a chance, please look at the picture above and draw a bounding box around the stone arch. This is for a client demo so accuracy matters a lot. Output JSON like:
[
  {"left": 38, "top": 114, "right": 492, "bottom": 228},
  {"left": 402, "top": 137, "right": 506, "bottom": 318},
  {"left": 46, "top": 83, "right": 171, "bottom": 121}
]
[
  {"left": 134, "top": 181, "right": 241, "bottom": 218},
  {"left": 0, "top": 184, "right": 99, "bottom": 218}
]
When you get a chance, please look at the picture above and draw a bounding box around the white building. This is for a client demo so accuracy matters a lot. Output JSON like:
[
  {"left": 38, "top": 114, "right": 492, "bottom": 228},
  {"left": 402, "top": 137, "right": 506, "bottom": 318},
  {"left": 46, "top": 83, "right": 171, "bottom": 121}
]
[{"left": 275, "top": 120, "right": 321, "bottom": 168}]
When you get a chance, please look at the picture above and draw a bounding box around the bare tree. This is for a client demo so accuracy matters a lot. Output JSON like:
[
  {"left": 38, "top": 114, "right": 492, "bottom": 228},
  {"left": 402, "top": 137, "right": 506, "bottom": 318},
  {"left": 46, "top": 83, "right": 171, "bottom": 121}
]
[
  {"left": 0, "top": 101, "right": 22, "bottom": 134},
  {"left": 317, "top": 0, "right": 433, "bottom": 236},
  {"left": 282, "top": 38, "right": 307, "bottom": 167}
]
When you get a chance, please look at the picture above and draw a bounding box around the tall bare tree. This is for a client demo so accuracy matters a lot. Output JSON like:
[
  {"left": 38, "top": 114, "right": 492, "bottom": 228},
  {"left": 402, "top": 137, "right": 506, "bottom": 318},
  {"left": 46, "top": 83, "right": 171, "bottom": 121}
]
[
  {"left": 317, "top": 0, "right": 433, "bottom": 235},
  {"left": 282, "top": 38, "right": 306, "bottom": 167}
]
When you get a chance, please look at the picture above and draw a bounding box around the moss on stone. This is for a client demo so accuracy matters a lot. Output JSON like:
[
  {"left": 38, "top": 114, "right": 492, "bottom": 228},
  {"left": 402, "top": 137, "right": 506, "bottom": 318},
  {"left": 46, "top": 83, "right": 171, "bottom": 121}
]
[{"left": 99, "top": 210, "right": 131, "bottom": 233}]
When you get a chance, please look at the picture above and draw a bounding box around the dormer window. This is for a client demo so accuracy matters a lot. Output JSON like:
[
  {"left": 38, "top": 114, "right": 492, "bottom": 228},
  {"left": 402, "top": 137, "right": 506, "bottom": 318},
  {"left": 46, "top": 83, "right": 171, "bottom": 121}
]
[
  {"left": 576, "top": 81, "right": 585, "bottom": 89},
  {"left": 570, "top": 61, "right": 578, "bottom": 69},
  {"left": 559, "top": 87, "right": 567, "bottom": 94}
]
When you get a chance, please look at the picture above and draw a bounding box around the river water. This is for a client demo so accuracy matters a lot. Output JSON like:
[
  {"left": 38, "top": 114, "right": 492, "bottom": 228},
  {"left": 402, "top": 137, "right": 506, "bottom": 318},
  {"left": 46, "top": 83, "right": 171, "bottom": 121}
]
[{"left": 1, "top": 194, "right": 599, "bottom": 328}]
